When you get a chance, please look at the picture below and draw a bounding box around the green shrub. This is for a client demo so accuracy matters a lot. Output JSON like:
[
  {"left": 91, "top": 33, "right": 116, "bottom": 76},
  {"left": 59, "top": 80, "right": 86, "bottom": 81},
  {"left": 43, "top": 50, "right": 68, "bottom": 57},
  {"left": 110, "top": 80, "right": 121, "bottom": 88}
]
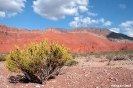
[
  {"left": 65, "top": 60, "right": 79, "bottom": 66},
  {"left": 0, "top": 54, "right": 6, "bottom": 61},
  {"left": 71, "top": 53, "right": 77, "bottom": 59},
  {"left": 5, "top": 39, "right": 72, "bottom": 84},
  {"left": 113, "top": 55, "right": 127, "bottom": 61}
]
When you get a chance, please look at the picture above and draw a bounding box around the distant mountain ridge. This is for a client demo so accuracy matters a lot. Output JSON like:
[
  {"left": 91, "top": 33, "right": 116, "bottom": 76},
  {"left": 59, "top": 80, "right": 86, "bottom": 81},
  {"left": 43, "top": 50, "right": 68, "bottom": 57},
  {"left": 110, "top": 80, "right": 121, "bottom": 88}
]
[
  {"left": 72, "top": 27, "right": 133, "bottom": 43},
  {"left": 0, "top": 25, "right": 133, "bottom": 43},
  {"left": 45, "top": 27, "right": 133, "bottom": 43},
  {"left": 1, "top": 24, "right": 133, "bottom": 54}
]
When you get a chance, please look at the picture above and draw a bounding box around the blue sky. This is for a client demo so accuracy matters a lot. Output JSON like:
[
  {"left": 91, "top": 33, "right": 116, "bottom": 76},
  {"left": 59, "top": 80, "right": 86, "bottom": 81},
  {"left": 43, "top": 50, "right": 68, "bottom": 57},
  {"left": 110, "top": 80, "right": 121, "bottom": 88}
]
[{"left": 0, "top": 0, "right": 133, "bottom": 37}]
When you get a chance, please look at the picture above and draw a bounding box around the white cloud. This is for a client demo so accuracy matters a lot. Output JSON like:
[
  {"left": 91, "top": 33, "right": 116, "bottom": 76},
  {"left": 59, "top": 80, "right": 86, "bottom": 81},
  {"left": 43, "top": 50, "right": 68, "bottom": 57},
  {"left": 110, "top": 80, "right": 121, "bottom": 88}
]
[
  {"left": 0, "top": 0, "right": 26, "bottom": 18},
  {"left": 119, "top": 4, "right": 126, "bottom": 9},
  {"left": 69, "top": 16, "right": 87, "bottom": 27},
  {"left": 119, "top": 21, "right": 133, "bottom": 28},
  {"left": 69, "top": 21, "right": 79, "bottom": 27},
  {"left": 79, "top": 6, "right": 88, "bottom": 12},
  {"left": 69, "top": 16, "right": 112, "bottom": 27},
  {"left": 82, "top": 17, "right": 99, "bottom": 24},
  {"left": 0, "top": 11, "right": 5, "bottom": 18},
  {"left": 87, "top": 12, "right": 97, "bottom": 16},
  {"left": 69, "top": 16, "right": 96, "bottom": 27},
  {"left": 123, "top": 27, "right": 133, "bottom": 37},
  {"left": 103, "top": 21, "right": 112, "bottom": 26},
  {"left": 110, "top": 28, "right": 120, "bottom": 33},
  {"left": 99, "top": 18, "right": 104, "bottom": 23},
  {"left": 119, "top": 21, "right": 133, "bottom": 37},
  {"left": 32, "top": 0, "right": 89, "bottom": 20},
  {"left": 76, "top": 0, "right": 89, "bottom": 6}
]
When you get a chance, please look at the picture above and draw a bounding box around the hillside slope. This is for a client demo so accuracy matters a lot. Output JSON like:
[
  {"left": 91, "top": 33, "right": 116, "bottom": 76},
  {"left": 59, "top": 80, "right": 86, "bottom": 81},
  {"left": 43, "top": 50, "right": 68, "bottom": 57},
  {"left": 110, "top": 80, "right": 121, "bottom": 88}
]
[
  {"left": 0, "top": 25, "right": 133, "bottom": 53},
  {"left": 72, "top": 27, "right": 133, "bottom": 43}
]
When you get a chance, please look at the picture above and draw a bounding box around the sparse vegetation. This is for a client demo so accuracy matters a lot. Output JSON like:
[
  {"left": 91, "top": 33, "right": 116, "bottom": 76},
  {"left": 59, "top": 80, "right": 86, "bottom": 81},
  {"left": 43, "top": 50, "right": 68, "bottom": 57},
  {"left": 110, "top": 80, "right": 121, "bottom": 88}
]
[
  {"left": 0, "top": 54, "right": 6, "bottom": 61},
  {"left": 71, "top": 53, "right": 89, "bottom": 58},
  {"left": 65, "top": 60, "right": 79, "bottom": 66},
  {"left": 5, "top": 39, "right": 72, "bottom": 84},
  {"left": 89, "top": 50, "right": 133, "bottom": 61},
  {"left": 71, "top": 50, "right": 133, "bottom": 64}
]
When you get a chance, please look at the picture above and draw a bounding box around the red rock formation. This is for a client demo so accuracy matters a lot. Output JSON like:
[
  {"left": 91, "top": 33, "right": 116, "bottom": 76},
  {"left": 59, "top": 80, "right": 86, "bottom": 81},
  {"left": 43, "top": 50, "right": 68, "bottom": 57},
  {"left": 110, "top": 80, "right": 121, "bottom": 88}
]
[{"left": 0, "top": 25, "right": 133, "bottom": 54}]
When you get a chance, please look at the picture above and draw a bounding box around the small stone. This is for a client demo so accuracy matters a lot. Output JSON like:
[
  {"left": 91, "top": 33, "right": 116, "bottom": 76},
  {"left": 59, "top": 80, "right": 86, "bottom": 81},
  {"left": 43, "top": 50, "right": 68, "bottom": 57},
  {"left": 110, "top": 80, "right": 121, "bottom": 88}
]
[
  {"left": 6, "top": 85, "right": 8, "bottom": 88},
  {"left": 96, "top": 84, "right": 104, "bottom": 88},
  {"left": 116, "top": 72, "right": 119, "bottom": 75},
  {"left": 96, "top": 76, "right": 99, "bottom": 79},
  {"left": 26, "top": 84, "right": 28, "bottom": 86},
  {"left": 35, "top": 85, "right": 40, "bottom": 88},
  {"left": 41, "top": 85, "right": 44, "bottom": 86},
  {"left": 85, "top": 74, "right": 88, "bottom": 77},
  {"left": 52, "top": 80, "right": 56, "bottom": 82},
  {"left": 108, "top": 77, "right": 118, "bottom": 82}
]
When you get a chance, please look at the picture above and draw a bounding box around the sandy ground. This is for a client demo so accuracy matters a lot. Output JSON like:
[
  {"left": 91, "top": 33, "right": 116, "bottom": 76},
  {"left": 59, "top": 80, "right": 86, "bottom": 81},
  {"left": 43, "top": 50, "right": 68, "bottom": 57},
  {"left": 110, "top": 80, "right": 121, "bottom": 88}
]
[{"left": 0, "top": 57, "right": 133, "bottom": 88}]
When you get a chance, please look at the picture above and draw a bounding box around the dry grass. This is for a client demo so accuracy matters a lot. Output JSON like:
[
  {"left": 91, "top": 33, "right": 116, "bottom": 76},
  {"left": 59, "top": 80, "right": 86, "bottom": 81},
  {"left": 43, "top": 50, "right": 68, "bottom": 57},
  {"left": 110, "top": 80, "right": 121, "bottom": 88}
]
[{"left": 0, "top": 54, "right": 6, "bottom": 61}]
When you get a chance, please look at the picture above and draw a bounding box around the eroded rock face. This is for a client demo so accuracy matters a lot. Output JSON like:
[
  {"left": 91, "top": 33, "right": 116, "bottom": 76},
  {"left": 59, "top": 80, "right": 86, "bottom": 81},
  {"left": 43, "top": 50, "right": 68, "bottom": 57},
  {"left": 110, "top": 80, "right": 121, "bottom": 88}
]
[{"left": 0, "top": 24, "right": 133, "bottom": 54}]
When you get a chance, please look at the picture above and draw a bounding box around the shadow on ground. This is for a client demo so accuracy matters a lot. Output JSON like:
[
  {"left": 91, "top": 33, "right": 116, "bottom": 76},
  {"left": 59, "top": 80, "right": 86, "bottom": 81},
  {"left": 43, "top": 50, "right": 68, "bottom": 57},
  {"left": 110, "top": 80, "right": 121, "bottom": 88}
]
[
  {"left": 8, "top": 74, "right": 56, "bottom": 84},
  {"left": 8, "top": 75, "right": 30, "bottom": 83}
]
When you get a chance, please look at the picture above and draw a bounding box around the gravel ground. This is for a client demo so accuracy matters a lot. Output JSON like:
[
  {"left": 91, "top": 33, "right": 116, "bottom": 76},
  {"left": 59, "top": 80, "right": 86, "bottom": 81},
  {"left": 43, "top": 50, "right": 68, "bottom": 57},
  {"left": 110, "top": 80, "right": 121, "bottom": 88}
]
[{"left": 0, "top": 58, "right": 133, "bottom": 88}]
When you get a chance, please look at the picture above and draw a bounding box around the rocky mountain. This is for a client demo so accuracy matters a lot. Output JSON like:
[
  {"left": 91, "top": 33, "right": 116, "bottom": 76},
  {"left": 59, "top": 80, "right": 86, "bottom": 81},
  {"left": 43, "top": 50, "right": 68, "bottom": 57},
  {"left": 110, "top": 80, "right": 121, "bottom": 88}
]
[
  {"left": 0, "top": 24, "right": 133, "bottom": 54},
  {"left": 72, "top": 27, "right": 133, "bottom": 43},
  {"left": 46, "top": 27, "right": 133, "bottom": 43}
]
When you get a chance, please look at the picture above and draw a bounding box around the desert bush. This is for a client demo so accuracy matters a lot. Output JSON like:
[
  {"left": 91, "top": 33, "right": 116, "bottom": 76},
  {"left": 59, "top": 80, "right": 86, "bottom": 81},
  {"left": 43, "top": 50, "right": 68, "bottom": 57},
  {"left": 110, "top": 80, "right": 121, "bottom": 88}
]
[
  {"left": 5, "top": 39, "right": 72, "bottom": 84},
  {"left": 128, "top": 54, "right": 133, "bottom": 60},
  {"left": 71, "top": 53, "right": 77, "bottom": 59},
  {"left": 105, "top": 54, "right": 114, "bottom": 61},
  {"left": 65, "top": 60, "right": 79, "bottom": 66},
  {"left": 0, "top": 54, "right": 6, "bottom": 61},
  {"left": 113, "top": 55, "right": 127, "bottom": 61}
]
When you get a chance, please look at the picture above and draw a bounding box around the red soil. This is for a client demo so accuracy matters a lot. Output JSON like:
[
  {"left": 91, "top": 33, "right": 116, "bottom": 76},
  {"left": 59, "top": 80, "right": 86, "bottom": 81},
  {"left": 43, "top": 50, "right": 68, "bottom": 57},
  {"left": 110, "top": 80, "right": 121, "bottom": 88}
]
[
  {"left": 0, "top": 25, "right": 133, "bottom": 54},
  {"left": 0, "top": 61, "right": 133, "bottom": 88}
]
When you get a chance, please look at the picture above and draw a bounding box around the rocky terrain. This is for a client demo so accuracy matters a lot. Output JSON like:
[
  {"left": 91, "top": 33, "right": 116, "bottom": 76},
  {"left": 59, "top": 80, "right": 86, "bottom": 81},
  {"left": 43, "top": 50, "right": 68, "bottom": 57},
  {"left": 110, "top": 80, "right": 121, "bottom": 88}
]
[
  {"left": 0, "top": 24, "right": 133, "bottom": 54},
  {"left": 0, "top": 55, "right": 133, "bottom": 88}
]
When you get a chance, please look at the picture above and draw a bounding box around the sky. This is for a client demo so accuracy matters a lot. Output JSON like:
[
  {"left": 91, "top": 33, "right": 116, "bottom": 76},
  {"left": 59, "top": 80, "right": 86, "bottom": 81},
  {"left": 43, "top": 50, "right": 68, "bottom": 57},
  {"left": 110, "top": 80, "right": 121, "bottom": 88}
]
[{"left": 0, "top": 0, "right": 133, "bottom": 37}]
